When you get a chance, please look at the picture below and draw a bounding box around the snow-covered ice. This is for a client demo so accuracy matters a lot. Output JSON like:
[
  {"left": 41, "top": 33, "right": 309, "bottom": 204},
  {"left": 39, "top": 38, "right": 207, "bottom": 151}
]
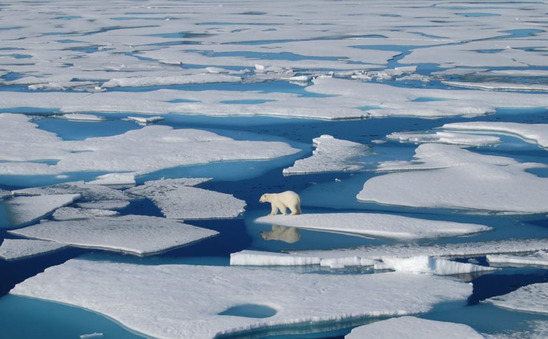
[
  {"left": 0, "top": 113, "right": 300, "bottom": 177},
  {"left": 230, "top": 250, "right": 375, "bottom": 269},
  {"left": 387, "top": 131, "right": 500, "bottom": 147},
  {"left": 125, "top": 116, "right": 164, "bottom": 125},
  {"left": 14, "top": 181, "right": 131, "bottom": 202},
  {"left": 57, "top": 114, "right": 105, "bottom": 122},
  {"left": 0, "top": 239, "right": 67, "bottom": 261},
  {"left": 52, "top": 207, "right": 118, "bottom": 221},
  {"left": 128, "top": 178, "right": 246, "bottom": 219},
  {"left": 487, "top": 251, "right": 548, "bottom": 268},
  {"left": 486, "top": 283, "right": 548, "bottom": 315},
  {"left": 255, "top": 213, "right": 492, "bottom": 240},
  {"left": 2, "top": 194, "right": 80, "bottom": 228},
  {"left": 358, "top": 144, "right": 548, "bottom": 214},
  {"left": 9, "top": 215, "right": 218, "bottom": 256},
  {"left": 77, "top": 200, "right": 130, "bottom": 210},
  {"left": 11, "top": 259, "right": 472, "bottom": 338},
  {"left": 347, "top": 316, "right": 484, "bottom": 339},
  {"left": 375, "top": 256, "right": 496, "bottom": 275},
  {"left": 442, "top": 121, "right": 548, "bottom": 149},
  {"left": 283, "top": 135, "right": 370, "bottom": 175}
]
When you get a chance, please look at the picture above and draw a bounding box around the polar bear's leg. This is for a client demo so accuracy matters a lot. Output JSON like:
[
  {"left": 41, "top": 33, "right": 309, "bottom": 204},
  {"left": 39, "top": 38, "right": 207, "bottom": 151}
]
[
  {"left": 277, "top": 203, "right": 288, "bottom": 215},
  {"left": 270, "top": 204, "right": 279, "bottom": 216},
  {"left": 290, "top": 204, "right": 301, "bottom": 215}
]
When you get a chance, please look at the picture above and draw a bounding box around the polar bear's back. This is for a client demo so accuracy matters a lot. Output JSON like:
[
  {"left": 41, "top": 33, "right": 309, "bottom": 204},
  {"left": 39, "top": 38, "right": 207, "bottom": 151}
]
[{"left": 279, "top": 190, "right": 300, "bottom": 203}]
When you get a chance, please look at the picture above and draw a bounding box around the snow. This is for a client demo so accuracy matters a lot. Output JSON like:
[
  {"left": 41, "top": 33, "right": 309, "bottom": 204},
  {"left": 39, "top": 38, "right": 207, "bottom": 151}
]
[
  {"left": 347, "top": 316, "right": 483, "bottom": 339},
  {"left": 486, "top": 283, "right": 548, "bottom": 315},
  {"left": 101, "top": 74, "right": 241, "bottom": 89},
  {"left": 487, "top": 251, "right": 548, "bottom": 268},
  {"left": 255, "top": 213, "right": 492, "bottom": 240},
  {"left": 3, "top": 194, "right": 80, "bottom": 228},
  {"left": 376, "top": 256, "right": 496, "bottom": 275},
  {"left": 77, "top": 200, "right": 130, "bottom": 210},
  {"left": 358, "top": 144, "right": 548, "bottom": 214},
  {"left": 0, "top": 239, "right": 67, "bottom": 261},
  {"left": 442, "top": 121, "right": 548, "bottom": 149},
  {"left": 14, "top": 181, "right": 131, "bottom": 202},
  {"left": 230, "top": 250, "right": 375, "bottom": 269},
  {"left": 0, "top": 114, "right": 300, "bottom": 177},
  {"left": 57, "top": 114, "right": 105, "bottom": 122},
  {"left": 11, "top": 259, "right": 472, "bottom": 338},
  {"left": 283, "top": 135, "right": 370, "bottom": 175},
  {"left": 128, "top": 178, "right": 246, "bottom": 219},
  {"left": 9, "top": 215, "right": 218, "bottom": 256}
]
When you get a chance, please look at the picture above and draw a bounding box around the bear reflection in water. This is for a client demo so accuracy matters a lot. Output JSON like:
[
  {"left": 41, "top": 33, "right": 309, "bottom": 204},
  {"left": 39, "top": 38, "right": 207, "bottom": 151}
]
[{"left": 261, "top": 225, "right": 301, "bottom": 244}]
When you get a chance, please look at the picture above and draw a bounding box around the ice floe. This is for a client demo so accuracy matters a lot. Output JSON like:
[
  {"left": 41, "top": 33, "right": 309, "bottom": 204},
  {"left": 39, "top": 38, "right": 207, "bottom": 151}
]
[
  {"left": 486, "top": 283, "right": 548, "bottom": 315},
  {"left": 230, "top": 250, "right": 375, "bottom": 269},
  {"left": 128, "top": 178, "right": 246, "bottom": 219},
  {"left": 101, "top": 73, "right": 241, "bottom": 89},
  {"left": 9, "top": 215, "right": 218, "bottom": 256},
  {"left": 387, "top": 131, "right": 500, "bottom": 147},
  {"left": 11, "top": 259, "right": 472, "bottom": 338},
  {"left": 125, "top": 116, "right": 164, "bottom": 125},
  {"left": 487, "top": 251, "right": 548, "bottom": 268},
  {"left": 52, "top": 207, "right": 118, "bottom": 221},
  {"left": 283, "top": 135, "right": 370, "bottom": 175},
  {"left": 347, "top": 316, "right": 483, "bottom": 339},
  {"left": 442, "top": 121, "right": 548, "bottom": 149},
  {"left": 57, "top": 114, "right": 105, "bottom": 122},
  {"left": 0, "top": 113, "right": 300, "bottom": 177},
  {"left": 255, "top": 213, "right": 492, "bottom": 240},
  {"left": 3, "top": 194, "right": 80, "bottom": 228},
  {"left": 358, "top": 144, "right": 548, "bottom": 214},
  {"left": 13, "top": 181, "right": 131, "bottom": 202},
  {"left": 77, "top": 200, "right": 130, "bottom": 210},
  {"left": 0, "top": 239, "right": 67, "bottom": 261}
]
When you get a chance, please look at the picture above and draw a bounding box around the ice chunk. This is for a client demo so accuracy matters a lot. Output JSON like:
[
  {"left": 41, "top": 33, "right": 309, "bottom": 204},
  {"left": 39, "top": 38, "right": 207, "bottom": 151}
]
[
  {"left": 101, "top": 73, "right": 241, "bottom": 88},
  {"left": 255, "top": 213, "right": 491, "bottom": 240},
  {"left": 11, "top": 259, "right": 472, "bottom": 338},
  {"left": 125, "top": 116, "right": 164, "bottom": 125},
  {"left": 9, "top": 215, "right": 218, "bottom": 256},
  {"left": 376, "top": 256, "right": 496, "bottom": 275},
  {"left": 128, "top": 178, "right": 246, "bottom": 219},
  {"left": 52, "top": 207, "right": 118, "bottom": 220},
  {"left": 57, "top": 113, "right": 105, "bottom": 122},
  {"left": 0, "top": 239, "right": 67, "bottom": 261},
  {"left": 77, "top": 200, "right": 130, "bottom": 210},
  {"left": 14, "top": 181, "right": 131, "bottom": 202},
  {"left": 387, "top": 131, "right": 500, "bottom": 147},
  {"left": 442, "top": 81, "right": 548, "bottom": 92},
  {"left": 486, "top": 283, "right": 548, "bottom": 315},
  {"left": 86, "top": 173, "right": 136, "bottom": 186},
  {"left": 283, "top": 135, "right": 370, "bottom": 175},
  {"left": 3, "top": 194, "right": 80, "bottom": 228},
  {"left": 442, "top": 121, "right": 548, "bottom": 149},
  {"left": 231, "top": 250, "right": 376, "bottom": 269},
  {"left": 347, "top": 316, "right": 483, "bottom": 339},
  {"left": 358, "top": 144, "right": 548, "bottom": 214},
  {"left": 487, "top": 251, "right": 548, "bottom": 268}
]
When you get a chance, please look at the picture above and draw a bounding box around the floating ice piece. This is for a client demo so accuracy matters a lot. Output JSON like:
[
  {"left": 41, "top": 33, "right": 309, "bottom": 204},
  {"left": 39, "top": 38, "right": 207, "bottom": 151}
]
[
  {"left": 487, "top": 251, "right": 548, "bottom": 268},
  {"left": 0, "top": 114, "right": 300, "bottom": 177},
  {"left": 125, "top": 116, "right": 164, "bottom": 125},
  {"left": 11, "top": 259, "right": 472, "bottom": 338},
  {"left": 77, "top": 200, "right": 130, "bottom": 210},
  {"left": 57, "top": 113, "right": 105, "bottom": 122},
  {"left": 486, "top": 283, "right": 548, "bottom": 315},
  {"left": 230, "top": 250, "right": 375, "bottom": 268},
  {"left": 347, "top": 316, "right": 484, "bottom": 339},
  {"left": 101, "top": 73, "right": 241, "bottom": 88},
  {"left": 292, "top": 238, "right": 548, "bottom": 262},
  {"left": 283, "top": 135, "right": 370, "bottom": 175},
  {"left": 129, "top": 178, "right": 246, "bottom": 219},
  {"left": 255, "top": 213, "right": 491, "bottom": 240},
  {"left": 86, "top": 173, "right": 136, "bottom": 186},
  {"left": 0, "top": 239, "right": 67, "bottom": 261},
  {"left": 14, "top": 181, "right": 130, "bottom": 202},
  {"left": 442, "top": 121, "right": 548, "bottom": 149},
  {"left": 387, "top": 131, "right": 500, "bottom": 147},
  {"left": 442, "top": 81, "right": 548, "bottom": 92},
  {"left": 3, "top": 194, "right": 80, "bottom": 228},
  {"left": 10, "top": 215, "right": 218, "bottom": 256},
  {"left": 358, "top": 144, "right": 548, "bottom": 214},
  {"left": 376, "top": 255, "right": 496, "bottom": 275},
  {"left": 52, "top": 207, "right": 118, "bottom": 220}
]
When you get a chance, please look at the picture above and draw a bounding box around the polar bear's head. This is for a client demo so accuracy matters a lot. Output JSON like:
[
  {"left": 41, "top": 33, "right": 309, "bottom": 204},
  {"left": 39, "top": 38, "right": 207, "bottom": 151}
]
[{"left": 259, "top": 193, "right": 270, "bottom": 203}]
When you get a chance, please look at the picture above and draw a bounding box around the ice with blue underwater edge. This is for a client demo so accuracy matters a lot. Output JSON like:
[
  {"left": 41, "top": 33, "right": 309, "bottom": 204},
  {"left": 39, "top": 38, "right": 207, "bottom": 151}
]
[{"left": 0, "top": 0, "right": 547, "bottom": 338}]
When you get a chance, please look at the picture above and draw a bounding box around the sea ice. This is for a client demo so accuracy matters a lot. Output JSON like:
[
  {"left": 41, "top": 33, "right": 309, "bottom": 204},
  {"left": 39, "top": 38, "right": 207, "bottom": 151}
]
[
  {"left": 14, "top": 181, "right": 131, "bottom": 202},
  {"left": 77, "top": 200, "right": 130, "bottom": 210},
  {"left": 358, "top": 144, "right": 548, "bottom": 214},
  {"left": 255, "top": 213, "right": 491, "bottom": 240},
  {"left": 52, "top": 207, "right": 118, "bottom": 221},
  {"left": 0, "top": 239, "right": 67, "bottom": 261},
  {"left": 9, "top": 215, "right": 218, "bottom": 256},
  {"left": 57, "top": 113, "right": 105, "bottom": 122},
  {"left": 387, "top": 131, "right": 500, "bottom": 147},
  {"left": 486, "top": 283, "right": 548, "bottom": 315},
  {"left": 11, "top": 259, "right": 472, "bottom": 338},
  {"left": 442, "top": 121, "right": 548, "bottom": 149},
  {"left": 0, "top": 114, "right": 300, "bottom": 177},
  {"left": 283, "top": 135, "right": 370, "bottom": 175},
  {"left": 487, "top": 251, "right": 548, "bottom": 268},
  {"left": 125, "top": 116, "right": 164, "bottom": 125},
  {"left": 128, "top": 178, "right": 246, "bottom": 219},
  {"left": 2, "top": 194, "right": 80, "bottom": 228},
  {"left": 347, "top": 316, "right": 483, "bottom": 339},
  {"left": 101, "top": 73, "right": 241, "bottom": 88},
  {"left": 230, "top": 250, "right": 375, "bottom": 269},
  {"left": 375, "top": 256, "right": 496, "bottom": 275}
]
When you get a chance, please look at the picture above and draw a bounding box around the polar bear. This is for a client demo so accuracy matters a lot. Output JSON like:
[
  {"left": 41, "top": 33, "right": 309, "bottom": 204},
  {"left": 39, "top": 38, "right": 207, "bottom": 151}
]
[{"left": 259, "top": 190, "right": 301, "bottom": 216}]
